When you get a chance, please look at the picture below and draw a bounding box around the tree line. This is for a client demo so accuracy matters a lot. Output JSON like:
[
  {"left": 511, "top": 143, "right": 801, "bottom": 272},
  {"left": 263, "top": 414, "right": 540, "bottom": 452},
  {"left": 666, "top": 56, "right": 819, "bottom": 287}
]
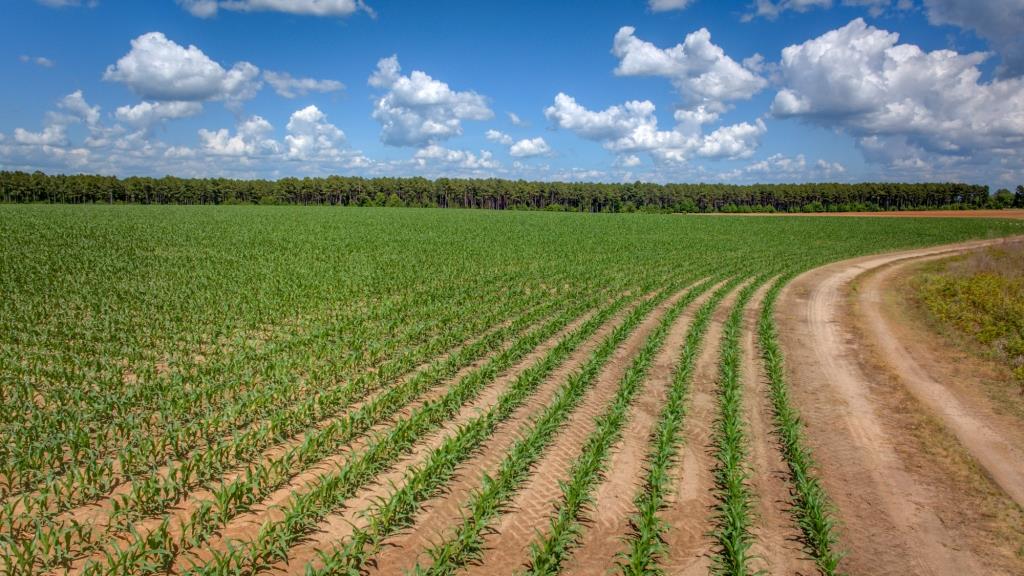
[{"left": 2, "top": 171, "right": 1022, "bottom": 213}]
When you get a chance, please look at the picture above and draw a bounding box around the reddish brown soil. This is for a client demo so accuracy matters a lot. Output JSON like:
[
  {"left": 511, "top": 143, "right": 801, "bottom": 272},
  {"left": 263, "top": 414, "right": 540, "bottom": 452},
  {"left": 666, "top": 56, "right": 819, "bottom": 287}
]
[{"left": 694, "top": 209, "right": 1024, "bottom": 219}]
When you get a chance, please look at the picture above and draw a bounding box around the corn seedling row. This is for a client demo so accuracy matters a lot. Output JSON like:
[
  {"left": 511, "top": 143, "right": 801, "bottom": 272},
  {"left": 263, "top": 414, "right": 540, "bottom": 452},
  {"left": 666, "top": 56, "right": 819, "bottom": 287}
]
[
  {"left": 757, "top": 276, "right": 844, "bottom": 576},
  {"left": 306, "top": 283, "right": 680, "bottom": 576},
  {"left": 5, "top": 206, "right": 1016, "bottom": 576},
  {"left": 7, "top": 294, "right": 568, "bottom": 573},
  {"left": 519, "top": 279, "right": 718, "bottom": 576},
  {"left": 407, "top": 279, "right": 711, "bottom": 576},
  {"left": 617, "top": 278, "right": 739, "bottom": 576},
  {"left": 2, "top": 277, "right": 529, "bottom": 513},
  {"left": 708, "top": 279, "right": 764, "bottom": 576},
  {"left": 3, "top": 278, "right": 524, "bottom": 502},
  {"left": 72, "top": 293, "right": 589, "bottom": 575},
  {"left": 169, "top": 291, "right": 610, "bottom": 576}
]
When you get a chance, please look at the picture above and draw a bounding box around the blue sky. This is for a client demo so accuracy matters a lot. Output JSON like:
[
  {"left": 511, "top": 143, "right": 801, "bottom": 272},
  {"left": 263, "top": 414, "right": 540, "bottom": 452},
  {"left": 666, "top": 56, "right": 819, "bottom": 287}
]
[{"left": 1, "top": 0, "right": 1022, "bottom": 188}]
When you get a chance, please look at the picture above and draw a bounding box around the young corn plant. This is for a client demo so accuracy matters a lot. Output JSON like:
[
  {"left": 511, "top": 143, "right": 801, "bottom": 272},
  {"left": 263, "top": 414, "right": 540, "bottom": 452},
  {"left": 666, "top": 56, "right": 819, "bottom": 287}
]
[
  {"left": 306, "top": 282, "right": 683, "bottom": 576},
  {"left": 757, "top": 275, "right": 845, "bottom": 576},
  {"left": 708, "top": 278, "right": 764, "bottom": 576},
  {"left": 618, "top": 277, "right": 740, "bottom": 576},
  {"left": 520, "top": 279, "right": 717, "bottom": 575},
  {"left": 410, "top": 278, "right": 717, "bottom": 576},
  {"left": 1, "top": 290, "right": 536, "bottom": 564},
  {"left": 5, "top": 282, "right": 522, "bottom": 510},
  {"left": 84, "top": 293, "right": 575, "bottom": 571},
  {"left": 180, "top": 293, "right": 607, "bottom": 575}
]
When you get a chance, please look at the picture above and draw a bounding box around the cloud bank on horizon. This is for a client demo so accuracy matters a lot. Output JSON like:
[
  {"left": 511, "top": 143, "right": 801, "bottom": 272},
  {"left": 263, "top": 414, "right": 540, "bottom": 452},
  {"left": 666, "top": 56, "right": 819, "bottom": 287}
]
[{"left": 1, "top": 0, "right": 1022, "bottom": 187}]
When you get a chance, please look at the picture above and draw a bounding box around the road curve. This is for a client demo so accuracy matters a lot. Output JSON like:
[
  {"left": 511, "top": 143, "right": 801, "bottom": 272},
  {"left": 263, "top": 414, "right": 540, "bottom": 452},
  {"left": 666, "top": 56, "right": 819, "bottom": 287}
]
[
  {"left": 777, "top": 235, "right": 1024, "bottom": 576},
  {"left": 859, "top": 246, "right": 1024, "bottom": 508}
]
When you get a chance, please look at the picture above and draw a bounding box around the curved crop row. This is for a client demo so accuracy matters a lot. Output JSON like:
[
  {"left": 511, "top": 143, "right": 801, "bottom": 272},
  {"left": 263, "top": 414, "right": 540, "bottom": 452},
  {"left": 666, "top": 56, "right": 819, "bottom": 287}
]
[
  {"left": 305, "top": 281, "right": 687, "bottom": 576},
  {"left": 519, "top": 279, "right": 720, "bottom": 575},
  {"left": 757, "top": 275, "right": 845, "bottom": 575},
  {"left": 708, "top": 279, "right": 764, "bottom": 576},
  {"left": 5, "top": 294, "right": 568, "bottom": 573},
  {"left": 617, "top": 278, "right": 738, "bottom": 575},
  {"left": 69, "top": 293, "right": 589, "bottom": 575},
  {"left": 408, "top": 278, "right": 715, "bottom": 576},
  {"left": 156, "top": 290, "right": 615, "bottom": 576},
  {"left": 2, "top": 276, "right": 525, "bottom": 500},
  {"left": 1, "top": 280, "right": 529, "bottom": 511}
]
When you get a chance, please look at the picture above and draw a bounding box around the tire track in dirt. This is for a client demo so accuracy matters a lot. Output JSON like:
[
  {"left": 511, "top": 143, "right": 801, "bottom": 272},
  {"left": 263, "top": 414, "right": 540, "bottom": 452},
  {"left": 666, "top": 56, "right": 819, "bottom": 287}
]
[
  {"left": 360, "top": 296, "right": 648, "bottom": 576},
  {"left": 776, "top": 237, "right": 1024, "bottom": 576},
  {"left": 658, "top": 282, "right": 744, "bottom": 576},
  {"left": 861, "top": 249, "right": 1024, "bottom": 507},
  {"left": 271, "top": 303, "right": 609, "bottom": 574},
  {"left": 174, "top": 311, "right": 563, "bottom": 571},
  {"left": 558, "top": 283, "right": 722, "bottom": 576},
  {"left": 460, "top": 286, "right": 691, "bottom": 576},
  {"left": 740, "top": 282, "right": 816, "bottom": 576}
]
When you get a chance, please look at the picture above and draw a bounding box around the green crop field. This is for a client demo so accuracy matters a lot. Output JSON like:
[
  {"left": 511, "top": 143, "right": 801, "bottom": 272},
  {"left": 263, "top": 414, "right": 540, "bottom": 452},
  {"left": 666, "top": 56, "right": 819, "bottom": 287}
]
[{"left": 1, "top": 205, "right": 1020, "bottom": 575}]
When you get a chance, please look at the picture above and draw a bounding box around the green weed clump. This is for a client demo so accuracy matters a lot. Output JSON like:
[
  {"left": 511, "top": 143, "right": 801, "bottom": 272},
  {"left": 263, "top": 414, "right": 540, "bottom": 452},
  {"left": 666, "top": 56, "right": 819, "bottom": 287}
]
[{"left": 919, "top": 246, "right": 1024, "bottom": 384}]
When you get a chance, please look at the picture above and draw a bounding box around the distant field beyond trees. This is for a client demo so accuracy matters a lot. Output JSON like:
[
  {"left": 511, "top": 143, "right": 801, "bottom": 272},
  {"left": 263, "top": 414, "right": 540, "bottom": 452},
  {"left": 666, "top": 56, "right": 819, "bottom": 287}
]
[{"left": 3, "top": 171, "right": 1023, "bottom": 213}]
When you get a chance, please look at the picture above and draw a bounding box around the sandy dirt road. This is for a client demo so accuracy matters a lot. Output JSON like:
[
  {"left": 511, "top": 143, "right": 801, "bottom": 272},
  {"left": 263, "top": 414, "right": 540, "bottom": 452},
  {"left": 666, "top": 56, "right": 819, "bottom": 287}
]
[{"left": 777, "top": 235, "right": 1024, "bottom": 575}]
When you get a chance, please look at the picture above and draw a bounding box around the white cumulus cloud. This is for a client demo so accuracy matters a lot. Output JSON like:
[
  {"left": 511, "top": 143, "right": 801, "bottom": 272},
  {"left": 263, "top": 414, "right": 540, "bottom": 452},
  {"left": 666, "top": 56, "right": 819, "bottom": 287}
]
[
  {"left": 104, "top": 32, "right": 261, "bottom": 104},
  {"left": 716, "top": 152, "right": 847, "bottom": 182},
  {"left": 11, "top": 90, "right": 103, "bottom": 149},
  {"left": 544, "top": 92, "right": 766, "bottom": 163},
  {"left": 487, "top": 130, "right": 551, "bottom": 158},
  {"left": 509, "top": 137, "right": 551, "bottom": 158},
  {"left": 924, "top": 0, "right": 1024, "bottom": 77},
  {"left": 648, "top": 0, "right": 696, "bottom": 12},
  {"left": 285, "top": 104, "right": 345, "bottom": 160},
  {"left": 58, "top": 90, "right": 101, "bottom": 126},
  {"left": 177, "top": 0, "right": 218, "bottom": 16},
  {"left": 612, "top": 26, "right": 767, "bottom": 108},
  {"left": 14, "top": 124, "right": 68, "bottom": 146},
  {"left": 771, "top": 18, "right": 1024, "bottom": 174},
  {"left": 199, "top": 115, "right": 280, "bottom": 157},
  {"left": 413, "top": 145, "right": 499, "bottom": 170},
  {"left": 0, "top": 91, "right": 369, "bottom": 178},
  {"left": 115, "top": 101, "right": 203, "bottom": 128},
  {"left": 485, "top": 129, "right": 514, "bottom": 145},
  {"left": 697, "top": 120, "right": 768, "bottom": 159},
  {"left": 368, "top": 55, "right": 492, "bottom": 147}
]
